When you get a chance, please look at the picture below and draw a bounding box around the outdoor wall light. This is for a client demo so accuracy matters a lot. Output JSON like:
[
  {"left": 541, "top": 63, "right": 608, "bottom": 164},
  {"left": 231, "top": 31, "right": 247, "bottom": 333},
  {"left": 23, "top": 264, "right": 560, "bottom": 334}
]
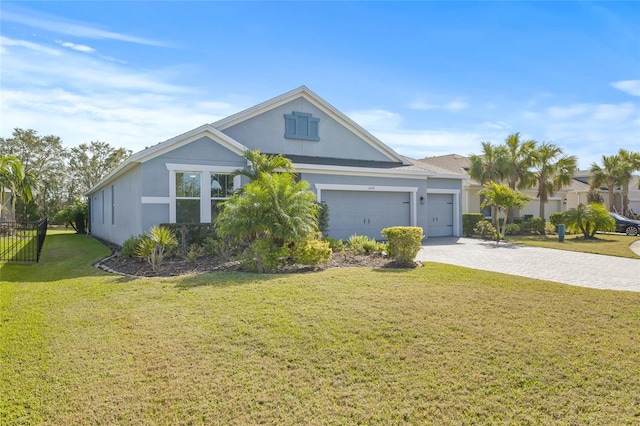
[{"left": 420, "top": 196, "right": 425, "bottom": 205}]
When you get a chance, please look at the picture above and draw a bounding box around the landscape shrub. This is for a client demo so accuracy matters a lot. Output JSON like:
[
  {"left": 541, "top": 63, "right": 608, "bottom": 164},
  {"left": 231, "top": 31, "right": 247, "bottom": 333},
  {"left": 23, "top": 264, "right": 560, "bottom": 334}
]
[
  {"left": 292, "top": 237, "right": 332, "bottom": 267},
  {"left": 529, "top": 217, "right": 546, "bottom": 234},
  {"left": 241, "top": 237, "right": 289, "bottom": 273},
  {"left": 381, "top": 226, "right": 423, "bottom": 267},
  {"left": 160, "top": 223, "right": 217, "bottom": 254},
  {"left": 545, "top": 221, "right": 556, "bottom": 235},
  {"left": 186, "top": 243, "right": 205, "bottom": 263},
  {"left": 316, "top": 202, "right": 329, "bottom": 237},
  {"left": 136, "top": 226, "right": 178, "bottom": 271},
  {"left": 548, "top": 212, "right": 565, "bottom": 232},
  {"left": 323, "top": 237, "right": 345, "bottom": 253},
  {"left": 505, "top": 223, "right": 520, "bottom": 235},
  {"left": 203, "top": 237, "right": 238, "bottom": 260},
  {"left": 121, "top": 235, "right": 141, "bottom": 258},
  {"left": 474, "top": 220, "right": 497, "bottom": 240},
  {"left": 347, "top": 235, "right": 385, "bottom": 255},
  {"left": 463, "top": 213, "right": 484, "bottom": 237}
]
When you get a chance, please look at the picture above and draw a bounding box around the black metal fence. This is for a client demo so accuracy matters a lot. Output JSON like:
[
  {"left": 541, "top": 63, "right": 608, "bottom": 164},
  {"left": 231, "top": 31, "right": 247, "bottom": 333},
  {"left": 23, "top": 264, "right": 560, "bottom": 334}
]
[{"left": 0, "top": 218, "right": 48, "bottom": 263}]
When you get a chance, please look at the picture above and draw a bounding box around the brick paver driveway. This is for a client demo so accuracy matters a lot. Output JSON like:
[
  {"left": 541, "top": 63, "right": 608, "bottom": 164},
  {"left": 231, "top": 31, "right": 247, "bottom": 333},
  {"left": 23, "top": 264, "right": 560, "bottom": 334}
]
[{"left": 416, "top": 237, "right": 640, "bottom": 292}]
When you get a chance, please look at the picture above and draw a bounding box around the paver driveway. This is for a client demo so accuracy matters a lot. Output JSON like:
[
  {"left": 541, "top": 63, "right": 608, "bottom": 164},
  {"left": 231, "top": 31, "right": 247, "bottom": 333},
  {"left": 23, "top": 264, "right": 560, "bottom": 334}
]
[{"left": 416, "top": 237, "right": 640, "bottom": 292}]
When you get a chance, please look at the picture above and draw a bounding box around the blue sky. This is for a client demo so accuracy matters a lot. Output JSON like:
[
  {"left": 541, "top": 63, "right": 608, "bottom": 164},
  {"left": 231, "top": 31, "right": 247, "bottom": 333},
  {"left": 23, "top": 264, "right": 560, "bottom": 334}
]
[{"left": 1, "top": 1, "right": 638, "bottom": 169}]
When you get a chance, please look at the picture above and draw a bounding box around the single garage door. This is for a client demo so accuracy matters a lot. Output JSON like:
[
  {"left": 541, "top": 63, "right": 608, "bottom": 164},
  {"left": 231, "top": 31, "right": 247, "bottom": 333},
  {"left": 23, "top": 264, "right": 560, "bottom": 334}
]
[
  {"left": 427, "top": 193, "right": 454, "bottom": 237},
  {"left": 322, "top": 190, "right": 411, "bottom": 240}
]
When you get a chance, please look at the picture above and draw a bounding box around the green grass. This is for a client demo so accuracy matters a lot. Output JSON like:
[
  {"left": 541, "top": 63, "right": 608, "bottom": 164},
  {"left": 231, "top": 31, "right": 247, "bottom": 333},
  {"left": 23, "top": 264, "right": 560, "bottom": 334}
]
[
  {"left": 507, "top": 233, "right": 640, "bottom": 259},
  {"left": 2, "top": 232, "right": 640, "bottom": 424}
]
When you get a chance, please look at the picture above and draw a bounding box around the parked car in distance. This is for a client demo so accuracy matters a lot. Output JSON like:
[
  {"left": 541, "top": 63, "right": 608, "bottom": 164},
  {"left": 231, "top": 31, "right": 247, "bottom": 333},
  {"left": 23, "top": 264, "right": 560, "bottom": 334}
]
[{"left": 610, "top": 212, "right": 640, "bottom": 236}]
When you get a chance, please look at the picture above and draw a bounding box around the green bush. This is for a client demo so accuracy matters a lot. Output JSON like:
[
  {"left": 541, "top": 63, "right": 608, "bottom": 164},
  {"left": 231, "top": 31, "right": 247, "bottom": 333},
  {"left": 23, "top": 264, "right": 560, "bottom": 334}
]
[
  {"left": 292, "top": 237, "right": 332, "bottom": 267},
  {"left": 347, "top": 235, "right": 384, "bottom": 255},
  {"left": 203, "top": 237, "right": 238, "bottom": 260},
  {"left": 463, "top": 213, "right": 485, "bottom": 236},
  {"left": 545, "top": 221, "right": 556, "bottom": 234},
  {"left": 160, "top": 223, "right": 217, "bottom": 254},
  {"left": 241, "top": 237, "right": 289, "bottom": 273},
  {"left": 136, "top": 226, "right": 178, "bottom": 271},
  {"left": 548, "top": 212, "right": 565, "bottom": 232},
  {"left": 323, "top": 237, "right": 345, "bottom": 253},
  {"left": 316, "top": 202, "right": 329, "bottom": 237},
  {"left": 529, "top": 217, "right": 546, "bottom": 234},
  {"left": 505, "top": 223, "right": 521, "bottom": 235},
  {"left": 381, "top": 226, "right": 423, "bottom": 267},
  {"left": 186, "top": 243, "right": 205, "bottom": 263},
  {"left": 54, "top": 201, "right": 88, "bottom": 234},
  {"left": 121, "top": 235, "right": 141, "bottom": 258},
  {"left": 474, "top": 220, "right": 496, "bottom": 239}
]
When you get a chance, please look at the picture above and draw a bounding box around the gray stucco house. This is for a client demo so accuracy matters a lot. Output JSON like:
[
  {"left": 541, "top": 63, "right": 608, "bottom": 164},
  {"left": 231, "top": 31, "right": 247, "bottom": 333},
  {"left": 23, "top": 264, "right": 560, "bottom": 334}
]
[{"left": 86, "top": 86, "right": 467, "bottom": 246}]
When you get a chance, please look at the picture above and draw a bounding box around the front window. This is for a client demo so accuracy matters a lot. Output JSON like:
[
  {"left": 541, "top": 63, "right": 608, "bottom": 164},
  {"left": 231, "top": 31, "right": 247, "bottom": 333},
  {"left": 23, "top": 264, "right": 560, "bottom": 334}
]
[
  {"left": 176, "top": 172, "right": 201, "bottom": 223},
  {"left": 210, "top": 173, "right": 234, "bottom": 221}
]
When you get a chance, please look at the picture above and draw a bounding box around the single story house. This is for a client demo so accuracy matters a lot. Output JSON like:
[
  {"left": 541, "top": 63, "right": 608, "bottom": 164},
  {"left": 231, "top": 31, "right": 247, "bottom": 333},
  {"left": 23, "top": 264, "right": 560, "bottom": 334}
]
[{"left": 86, "top": 86, "right": 467, "bottom": 246}]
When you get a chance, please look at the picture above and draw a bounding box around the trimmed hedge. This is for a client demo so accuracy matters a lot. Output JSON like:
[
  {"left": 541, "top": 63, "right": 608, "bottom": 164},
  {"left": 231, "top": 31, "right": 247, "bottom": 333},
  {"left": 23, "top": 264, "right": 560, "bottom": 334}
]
[
  {"left": 381, "top": 226, "right": 423, "bottom": 267},
  {"left": 463, "top": 213, "right": 484, "bottom": 237}
]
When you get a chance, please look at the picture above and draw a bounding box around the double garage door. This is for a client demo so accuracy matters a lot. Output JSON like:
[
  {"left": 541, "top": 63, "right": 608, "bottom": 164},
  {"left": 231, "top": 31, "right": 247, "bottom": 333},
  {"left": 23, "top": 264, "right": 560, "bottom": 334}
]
[{"left": 322, "top": 190, "right": 411, "bottom": 241}]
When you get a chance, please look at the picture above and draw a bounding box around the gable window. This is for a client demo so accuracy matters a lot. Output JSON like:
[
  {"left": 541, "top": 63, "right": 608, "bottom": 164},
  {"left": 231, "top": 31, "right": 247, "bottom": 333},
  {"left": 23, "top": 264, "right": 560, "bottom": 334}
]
[
  {"left": 211, "top": 173, "right": 234, "bottom": 221},
  {"left": 284, "top": 111, "right": 319, "bottom": 141},
  {"left": 176, "top": 172, "right": 201, "bottom": 223}
]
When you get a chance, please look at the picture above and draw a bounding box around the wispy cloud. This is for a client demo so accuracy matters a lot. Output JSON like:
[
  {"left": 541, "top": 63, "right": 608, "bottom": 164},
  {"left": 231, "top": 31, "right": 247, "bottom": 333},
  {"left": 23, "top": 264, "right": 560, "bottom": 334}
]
[
  {"left": 408, "top": 99, "right": 468, "bottom": 111},
  {"left": 347, "top": 109, "right": 404, "bottom": 130},
  {"left": 1, "top": 7, "right": 168, "bottom": 47},
  {"left": 611, "top": 80, "right": 640, "bottom": 96},
  {"left": 55, "top": 40, "right": 95, "bottom": 53},
  {"left": 0, "top": 36, "right": 61, "bottom": 55}
]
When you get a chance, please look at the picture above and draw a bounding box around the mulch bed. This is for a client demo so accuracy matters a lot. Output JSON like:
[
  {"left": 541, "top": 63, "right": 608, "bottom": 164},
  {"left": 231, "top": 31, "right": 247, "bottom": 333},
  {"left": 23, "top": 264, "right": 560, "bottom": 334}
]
[{"left": 95, "top": 237, "right": 418, "bottom": 277}]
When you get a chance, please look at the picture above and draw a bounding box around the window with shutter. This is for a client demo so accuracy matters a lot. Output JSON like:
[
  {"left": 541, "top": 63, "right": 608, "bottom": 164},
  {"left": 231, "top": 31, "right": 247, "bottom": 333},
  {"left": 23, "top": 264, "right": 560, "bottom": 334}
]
[{"left": 284, "top": 111, "right": 320, "bottom": 141}]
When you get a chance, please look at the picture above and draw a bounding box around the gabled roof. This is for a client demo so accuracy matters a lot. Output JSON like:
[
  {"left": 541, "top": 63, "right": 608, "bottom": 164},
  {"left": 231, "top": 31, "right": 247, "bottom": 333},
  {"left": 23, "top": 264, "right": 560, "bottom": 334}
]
[
  {"left": 418, "top": 154, "right": 471, "bottom": 175},
  {"left": 212, "top": 86, "right": 411, "bottom": 166},
  {"left": 85, "top": 124, "right": 248, "bottom": 195}
]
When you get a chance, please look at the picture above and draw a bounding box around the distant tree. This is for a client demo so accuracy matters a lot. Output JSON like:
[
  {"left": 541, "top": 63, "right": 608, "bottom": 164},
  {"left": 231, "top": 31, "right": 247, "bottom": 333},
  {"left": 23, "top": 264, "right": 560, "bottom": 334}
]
[
  {"left": 479, "top": 181, "right": 531, "bottom": 243},
  {"left": 563, "top": 202, "right": 615, "bottom": 239},
  {"left": 53, "top": 201, "right": 88, "bottom": 234},
  {"left": 590, "top": 154, "right": 623, "bottom": 212},
  {"left": 469, "top": 142, "right": 509, "bottom": 225},
  {"left": 532, "top": 142, "right": 578, "bottom": 219},
  {"left": 0, "top": 155, "right": 33, "bottom": 221},
  {"left": 0, "top": 128, "right": 67, "bottom": 219},
  {"left": 67, "top": 141, "right": 131, "bottom": 200}
]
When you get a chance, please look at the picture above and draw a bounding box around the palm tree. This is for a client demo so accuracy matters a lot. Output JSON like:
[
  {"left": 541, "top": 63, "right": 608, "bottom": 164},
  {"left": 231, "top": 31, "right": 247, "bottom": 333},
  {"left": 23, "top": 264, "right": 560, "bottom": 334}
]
[
  {"left": 0, "top": 155, "right": 33, "bottom": 221},
  {"left": 532, "top": 143, "right": 578, "bottom": 219},
  {"left": 233, "top": 149, "right": 295, "bottom": 183},
  {"left": 590, "top": 154, "right": 623, "bottom": 212},
  {"left": 468, "top": 141, "right": 509, "bottom": 185},
  {"left": 503, "top": 133, "right": 537, "bottom": 191},
  {"left": 617, "top": 149, "right": 640, "bottom": 216}
]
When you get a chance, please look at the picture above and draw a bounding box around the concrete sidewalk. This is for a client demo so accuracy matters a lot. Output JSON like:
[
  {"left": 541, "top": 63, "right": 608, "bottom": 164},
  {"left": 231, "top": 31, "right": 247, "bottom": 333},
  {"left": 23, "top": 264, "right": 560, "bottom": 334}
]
[{"left": 416, "top": 237, "right": 640, "bottom": 292}]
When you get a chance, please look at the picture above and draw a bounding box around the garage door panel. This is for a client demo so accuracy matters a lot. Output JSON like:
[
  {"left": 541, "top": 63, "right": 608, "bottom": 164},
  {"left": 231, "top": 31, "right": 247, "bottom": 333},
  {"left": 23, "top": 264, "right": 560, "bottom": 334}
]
[
  {"left": 427, "top": 193, "right": 454, "bottom": 237},
  {"left": 323, "top": 191, "right": 410, "bottom": 240}
]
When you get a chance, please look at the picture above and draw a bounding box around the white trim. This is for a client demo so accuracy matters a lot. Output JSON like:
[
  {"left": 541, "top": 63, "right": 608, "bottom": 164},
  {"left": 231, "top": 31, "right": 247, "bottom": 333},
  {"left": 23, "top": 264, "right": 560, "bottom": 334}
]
[
  {"left": 315, "top": 183, "right": 418, "bottom": 227},
  {"left": 166, "top": 164, "right": 240, "bottom": 173},
  {"left": 426, "top": 188, "right": 461, "bottom": 237},
  {"left": 295, "top": 163, "right": 432, "bottom": 179},
  {"left": 141, "top": 197, "right": 170, "bottom": 204}
]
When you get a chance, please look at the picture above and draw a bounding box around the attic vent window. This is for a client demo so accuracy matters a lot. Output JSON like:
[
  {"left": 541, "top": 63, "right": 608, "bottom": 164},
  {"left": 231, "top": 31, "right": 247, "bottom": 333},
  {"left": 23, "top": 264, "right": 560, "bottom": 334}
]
[{"left": 284, "top": 111, "right": 320, "bottom": 141}]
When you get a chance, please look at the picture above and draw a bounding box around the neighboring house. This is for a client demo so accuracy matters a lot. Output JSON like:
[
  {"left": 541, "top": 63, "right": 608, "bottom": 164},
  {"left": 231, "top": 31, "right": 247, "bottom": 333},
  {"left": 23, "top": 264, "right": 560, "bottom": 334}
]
[
  {"left": 573, "top": 170, "right": 640, "bottom": 216},
  {"left": 86, "top": 86, "right": 467, "bottom": 246},
  {"left": 418, "top": 155, "right": 609, "bottom": 219},
  {"left": 1, "top": 188, "right": 13, "bottom": 222}
]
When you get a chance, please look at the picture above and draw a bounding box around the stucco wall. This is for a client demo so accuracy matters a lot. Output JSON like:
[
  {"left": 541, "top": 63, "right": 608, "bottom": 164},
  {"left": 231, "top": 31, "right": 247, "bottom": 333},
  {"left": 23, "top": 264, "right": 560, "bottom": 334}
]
[{"left": 222, "top": 98, "right": 392, "bottom": 162}]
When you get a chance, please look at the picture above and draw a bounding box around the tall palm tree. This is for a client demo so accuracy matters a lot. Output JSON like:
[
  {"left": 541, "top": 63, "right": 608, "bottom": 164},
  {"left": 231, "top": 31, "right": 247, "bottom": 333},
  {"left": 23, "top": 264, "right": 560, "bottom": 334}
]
[
  {"left": 0, "top": 155, "right": 33, "bottom": 221},
  {"left": 590, "top": 154, "right": 623, "bottom": 212},
  {"left": 617, "top": 149, "right": 640, "bottom": 216},
  {"left": 503, "top": 133, "right": 537, "bottom": 191},
  {"left": 532, "top": 143, "right": 578, "bottom": 219},
  {"left": 468, "top": 141, "right": 509, "bottom": 185}
]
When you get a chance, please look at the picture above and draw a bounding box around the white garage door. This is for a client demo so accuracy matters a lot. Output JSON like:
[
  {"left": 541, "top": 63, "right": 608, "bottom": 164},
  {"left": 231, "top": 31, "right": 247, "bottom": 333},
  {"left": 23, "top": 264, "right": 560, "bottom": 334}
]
[
  {"left": 427, "top": 193, "right": 454, "bottom": 237},
  {"left": 322, "top": 191, "right": 411, "bottom": 240}
]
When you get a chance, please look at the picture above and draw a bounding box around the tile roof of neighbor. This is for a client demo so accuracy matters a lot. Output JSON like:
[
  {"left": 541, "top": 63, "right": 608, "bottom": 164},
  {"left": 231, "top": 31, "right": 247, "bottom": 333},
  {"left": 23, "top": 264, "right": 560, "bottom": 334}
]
[{"left": 417, "top": 154, "right": 471, "bottom": 174}]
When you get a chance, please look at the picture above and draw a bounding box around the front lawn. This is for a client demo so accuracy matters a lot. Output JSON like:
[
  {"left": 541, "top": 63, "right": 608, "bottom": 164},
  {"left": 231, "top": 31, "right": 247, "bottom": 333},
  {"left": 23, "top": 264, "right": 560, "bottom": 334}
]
[
  {"left": 2, "top": 232, "right": 639, "bottom": 424},
  {"left": 507, "top": 233, "right": 640, "bottom": 259}
]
